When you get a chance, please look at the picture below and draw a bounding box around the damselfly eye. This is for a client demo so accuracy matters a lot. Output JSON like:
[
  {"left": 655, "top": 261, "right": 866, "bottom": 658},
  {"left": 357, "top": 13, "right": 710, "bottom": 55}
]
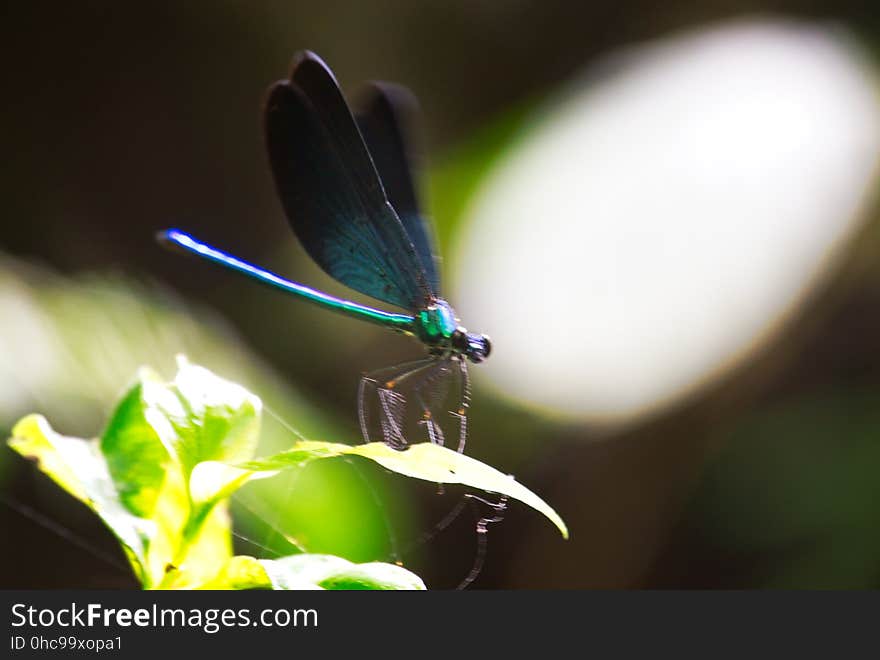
[
  {"left": 479, "top": 335, "right": 492, "bottom": 359},
  {"left": 466, "top": 333, "right": 491, "bottom": 363}
]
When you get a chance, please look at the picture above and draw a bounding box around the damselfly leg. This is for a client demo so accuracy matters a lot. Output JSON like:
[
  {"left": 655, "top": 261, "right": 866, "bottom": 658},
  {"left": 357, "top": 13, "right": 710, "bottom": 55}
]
[{"left": 358, "top": 356, "right": 471, "bottom": 452}]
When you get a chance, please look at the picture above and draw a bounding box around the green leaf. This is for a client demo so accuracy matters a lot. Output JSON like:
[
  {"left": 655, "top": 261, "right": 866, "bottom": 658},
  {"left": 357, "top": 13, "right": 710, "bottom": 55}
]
[
  {"left": 141, "top": 355, "right": 262, "bottom": 477},
  {"left": 200, "top": 554, "right": 425, "bottom": 590},
  {"left": 193, "top": 440, "right": 569, "bottom": 539},
  {"left": 0, "top": 251, "right": 405, "bottom": 567},
  {"left": 8, "top": 356, "right": 564, "bottom": 592},
  {"left": 8, "top": 358, "right": 264, "bottom": 588}
]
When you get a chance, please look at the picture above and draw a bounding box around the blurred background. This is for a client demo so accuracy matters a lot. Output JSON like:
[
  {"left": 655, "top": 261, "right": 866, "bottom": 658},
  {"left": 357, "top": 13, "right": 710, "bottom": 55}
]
[{"left": 2, "top": 1, "right": 880, "bottom": 589}]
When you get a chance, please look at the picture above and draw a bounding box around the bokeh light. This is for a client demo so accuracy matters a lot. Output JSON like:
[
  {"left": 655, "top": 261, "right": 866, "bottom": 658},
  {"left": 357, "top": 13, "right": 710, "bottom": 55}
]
[{"left": 455, "top": 18, "right": 880, "bottom": 423}]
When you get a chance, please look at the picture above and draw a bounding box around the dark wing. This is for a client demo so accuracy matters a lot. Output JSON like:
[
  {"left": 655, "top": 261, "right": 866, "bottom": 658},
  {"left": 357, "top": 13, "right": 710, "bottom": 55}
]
[
  {"left": 264, "top": 51, "right": 434, "bottom": 310},
  {"left": 355, "top": 82, "right": 440, "bottom": 293}
]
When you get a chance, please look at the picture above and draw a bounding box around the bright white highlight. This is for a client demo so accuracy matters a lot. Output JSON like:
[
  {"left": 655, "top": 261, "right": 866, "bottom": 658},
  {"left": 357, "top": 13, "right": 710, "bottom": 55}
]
[{"left": 454, "top": 19, "right": 880, "bottom": 423}]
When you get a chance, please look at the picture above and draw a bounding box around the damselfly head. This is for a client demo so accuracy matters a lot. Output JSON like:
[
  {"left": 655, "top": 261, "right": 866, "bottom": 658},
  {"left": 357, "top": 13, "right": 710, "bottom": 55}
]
[{"left": 452, "top": 328, "right": 492, "bottom": 363}]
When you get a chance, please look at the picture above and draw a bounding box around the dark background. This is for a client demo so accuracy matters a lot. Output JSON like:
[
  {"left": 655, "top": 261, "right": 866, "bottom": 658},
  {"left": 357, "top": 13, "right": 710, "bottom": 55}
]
[{"left": 2, "top": 1, "right": 880, "bottom": 589}]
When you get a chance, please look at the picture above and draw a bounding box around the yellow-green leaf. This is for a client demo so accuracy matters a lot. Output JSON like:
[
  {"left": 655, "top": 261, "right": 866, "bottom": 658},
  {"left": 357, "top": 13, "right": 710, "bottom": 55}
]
[
  {"left": 197, "top": 554, "right": 425, "bottom": 590},
  {"left": 220, "top": 440, "right": 569, "bottom": 539},
  {"left": 8, "top": 414, "right": 152, "bottom": 583}
]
